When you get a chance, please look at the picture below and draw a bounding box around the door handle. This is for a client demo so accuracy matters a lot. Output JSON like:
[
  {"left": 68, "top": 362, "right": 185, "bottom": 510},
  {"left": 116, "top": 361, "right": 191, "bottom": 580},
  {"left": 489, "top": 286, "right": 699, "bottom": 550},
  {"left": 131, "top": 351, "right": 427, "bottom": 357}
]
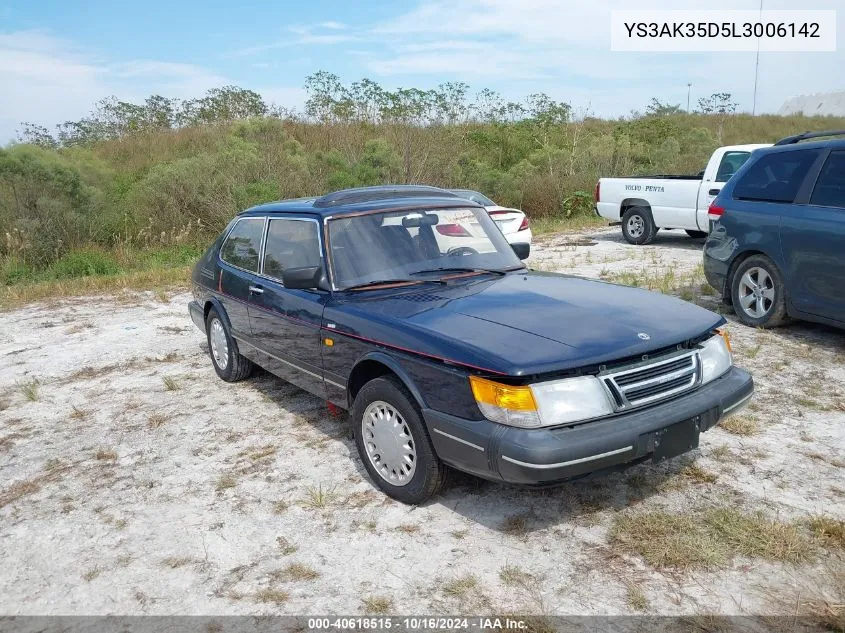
[
  {"left": 708, "top": 188, "right": 721, "bottom": 196},
  {"left": 248, "top": 285, "right": 264, "bottom": 295}
]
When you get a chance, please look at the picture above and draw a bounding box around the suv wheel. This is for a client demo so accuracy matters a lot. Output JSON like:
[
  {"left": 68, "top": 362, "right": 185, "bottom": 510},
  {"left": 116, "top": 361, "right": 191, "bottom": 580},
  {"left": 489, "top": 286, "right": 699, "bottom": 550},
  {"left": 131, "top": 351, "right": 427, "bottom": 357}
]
[
  {"left": 622, "top": 207, "right": 657, "bottom": 245},
  {"left": 351, "top": 376, "right": 446, "bottom": 504},
  {"left": 206, "top": 307, "right": 254, "bottom": 381},
  {"left": 730, "top": 255, "right": 788, "bottom": 328}
]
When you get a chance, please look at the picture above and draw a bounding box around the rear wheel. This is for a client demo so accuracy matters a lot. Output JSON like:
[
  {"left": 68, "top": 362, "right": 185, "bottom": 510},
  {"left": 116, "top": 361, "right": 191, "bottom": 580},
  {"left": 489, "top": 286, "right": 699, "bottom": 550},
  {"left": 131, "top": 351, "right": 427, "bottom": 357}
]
[
  {"left": 621, "top": 207, "right": 657, "bottom": 245},
  {"left": 206, "top": 307, "right": 254, "bottom": 382},
  {"left": 351, "top": 376, "right": 445, "bottom": 504},
  {"left": 686, "top": 230, "right": 707, "bottom": 239},
  {"left": 730, "top": 255, "right": 788, "bottom": 328}
]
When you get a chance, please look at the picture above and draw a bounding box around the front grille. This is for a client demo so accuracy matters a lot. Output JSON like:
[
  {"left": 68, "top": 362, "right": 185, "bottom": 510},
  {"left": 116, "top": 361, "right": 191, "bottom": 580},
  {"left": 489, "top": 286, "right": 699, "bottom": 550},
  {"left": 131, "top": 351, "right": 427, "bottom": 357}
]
[{"left": 601, "top": 351, "right": 700, "bottom": 410}]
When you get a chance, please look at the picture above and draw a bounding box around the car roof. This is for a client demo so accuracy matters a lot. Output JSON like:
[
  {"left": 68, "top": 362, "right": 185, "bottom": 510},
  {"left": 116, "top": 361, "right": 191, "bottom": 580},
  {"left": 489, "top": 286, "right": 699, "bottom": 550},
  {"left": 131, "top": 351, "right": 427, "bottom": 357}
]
[
  {"left": 239, "top": 185, "right": 483, "bottom": 218},
  {"left": 752, "top": 137, "right": 845, "bottom": 156}
]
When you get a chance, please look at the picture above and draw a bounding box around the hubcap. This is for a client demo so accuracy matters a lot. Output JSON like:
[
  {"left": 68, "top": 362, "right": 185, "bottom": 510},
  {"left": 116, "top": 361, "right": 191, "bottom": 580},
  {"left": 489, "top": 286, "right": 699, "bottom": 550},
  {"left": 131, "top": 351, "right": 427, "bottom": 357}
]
[
  {"left": 627, "top": 214, "right": 645, "bottom": 238},
  {"left": 738, "top": 266, "right": 775, "bottom": 319},
  {"left": 362, "top": 401, "right": 416, "bottom": 486},
  {"left": 209, "top": 318, "right": 229, "bottom": 370}
]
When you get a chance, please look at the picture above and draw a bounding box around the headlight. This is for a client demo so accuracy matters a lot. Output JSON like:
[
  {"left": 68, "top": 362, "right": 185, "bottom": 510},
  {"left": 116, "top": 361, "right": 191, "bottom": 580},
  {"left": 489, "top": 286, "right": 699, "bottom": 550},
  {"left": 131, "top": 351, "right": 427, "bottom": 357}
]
[
  {"left": 699, "top": 331, "right": 733, "bottom": 384},
  {"left": 469, "top": 375, "right": 615, "bottom": 429}
]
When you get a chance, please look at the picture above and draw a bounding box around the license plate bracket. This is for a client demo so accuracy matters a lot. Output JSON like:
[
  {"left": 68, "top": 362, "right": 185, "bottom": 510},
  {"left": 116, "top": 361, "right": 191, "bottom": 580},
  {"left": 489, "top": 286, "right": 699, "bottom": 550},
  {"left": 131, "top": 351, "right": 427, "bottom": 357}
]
[{"left": 653, "top": 418, "right": 700, "bottom": 462}]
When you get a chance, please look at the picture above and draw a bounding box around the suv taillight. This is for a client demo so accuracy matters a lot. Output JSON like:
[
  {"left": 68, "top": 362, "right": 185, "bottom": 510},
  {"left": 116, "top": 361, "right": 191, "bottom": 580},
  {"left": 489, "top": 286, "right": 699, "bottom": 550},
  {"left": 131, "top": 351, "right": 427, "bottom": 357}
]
[
  {"left": 594, "top": 181, "right": 601, "bottom": 202},
  {"left": 518, "top": 216, "right": 529, "bottom": 231},
  {"left": 708, "top": 202, "right": 725, "bottom": 222}
]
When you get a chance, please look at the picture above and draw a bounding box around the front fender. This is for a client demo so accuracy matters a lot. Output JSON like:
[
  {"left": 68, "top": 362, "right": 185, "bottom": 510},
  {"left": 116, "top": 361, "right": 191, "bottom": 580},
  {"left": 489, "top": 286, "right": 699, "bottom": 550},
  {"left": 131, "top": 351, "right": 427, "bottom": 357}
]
[{"left": 349, "top": 351, "right": 428, "bottom": 410}]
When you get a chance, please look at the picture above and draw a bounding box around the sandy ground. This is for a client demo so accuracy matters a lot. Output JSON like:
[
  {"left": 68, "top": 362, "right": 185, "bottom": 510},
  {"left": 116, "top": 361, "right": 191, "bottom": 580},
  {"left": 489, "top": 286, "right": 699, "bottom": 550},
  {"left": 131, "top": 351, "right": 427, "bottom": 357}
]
[{"left": 1, "top": 227, "right": 843, "bottom": 618}]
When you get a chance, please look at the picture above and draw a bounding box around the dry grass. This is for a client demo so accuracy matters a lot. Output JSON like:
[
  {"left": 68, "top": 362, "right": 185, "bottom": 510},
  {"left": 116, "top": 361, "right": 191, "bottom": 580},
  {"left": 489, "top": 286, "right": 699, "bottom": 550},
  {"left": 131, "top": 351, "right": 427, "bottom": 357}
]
[
  {"left": 276, "top": 536, "right": 297, "bottom": 555},
  {"left": 162, "top": 376, "right": 181, "bottom": 391},
  {"left": 0, "top": 267, "right": 191, "bottom": 311},
  {"left": 679, "top": 463, "right": 718, "bottom": 484},
  {"left": 20, "top": 378, "right": 40, "bottom": 402},
  {"left": 362, "top": 596, "right": 393, "bottom": 615},
  {"left": 301, "top": 484, "right": 338, "bottom": 509},
  {"left": 499, "top": 565, "right": 533, "bottom": 587},
  {"left": 719, "top": 414, "right": 761, "bottom": 437},
  {"left": 610, "top": 508, "right": 815, "bottom": 570},
  {"left": 248, "top": 445, "right": 277, "bottom": 460},
  {"left": 625, "top": 581, "right": 650, "bottom": 612},
  {"left": 0, "top": 479, "right": 41, "bottom": 509},
  {"left": 395, "top": 524, "right": 420, "bottom": 535},
  {"left": 273, "top": 562, "right": 320, "bottom": 582},
  {"left": 70, "top": 405, "right": 89, "bottom": 420},
  {"left": 254, "top": 588, "right": 289, "bottom": 605},
  {"left": 442, "top": 574, "right": 480, "bottom": 598},
  {"left": 82, "top": 567, "right": 101, "bottom": 582},
  {"left": 809, "top": 516, "right": 845, "bottom": 550},
  {"left": 216, "top": 473, "right": 237, "bottom": 491},
  {"left": 148, "top": 413, "right": 167, "bottom": 429},
  {"left": 95, "top": 448, "right": 118, "bottom": 461},
  {"left": 161, "top": 556, "right": 195, "bottom": 569},
  {"left": 501, "top": 513, "right": 531, "bottom": 536}
]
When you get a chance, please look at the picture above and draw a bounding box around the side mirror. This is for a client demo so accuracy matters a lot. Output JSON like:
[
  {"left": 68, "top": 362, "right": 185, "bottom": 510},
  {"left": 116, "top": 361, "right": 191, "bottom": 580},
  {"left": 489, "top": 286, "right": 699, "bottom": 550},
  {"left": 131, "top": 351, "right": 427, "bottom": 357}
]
[
  {"left": 511, "top": 243, "right": 530, "bottom": 260},
  {"left": 282, "top": 265, "right": 326, "bottom": 290}
]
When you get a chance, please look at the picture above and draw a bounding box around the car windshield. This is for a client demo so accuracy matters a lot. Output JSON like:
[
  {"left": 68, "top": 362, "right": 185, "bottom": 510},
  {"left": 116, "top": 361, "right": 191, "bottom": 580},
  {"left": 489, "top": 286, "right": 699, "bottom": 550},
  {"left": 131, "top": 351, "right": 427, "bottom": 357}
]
[
  {"left": 327, "top": 207, "right": 523, "bottom": 289},
  {"left": 449, "top": 190, "right": 496, "bottom": 206}
]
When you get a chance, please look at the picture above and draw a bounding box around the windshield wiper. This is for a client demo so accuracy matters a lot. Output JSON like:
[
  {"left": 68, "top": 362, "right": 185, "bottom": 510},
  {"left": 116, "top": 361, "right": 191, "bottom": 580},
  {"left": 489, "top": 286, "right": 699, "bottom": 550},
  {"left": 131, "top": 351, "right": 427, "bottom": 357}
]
[
  {"left": 343, "top": 278, "right": 445, "bottom": 291},
  {"left": 409, "top": 266, "right": 509, "bottom": 277}
]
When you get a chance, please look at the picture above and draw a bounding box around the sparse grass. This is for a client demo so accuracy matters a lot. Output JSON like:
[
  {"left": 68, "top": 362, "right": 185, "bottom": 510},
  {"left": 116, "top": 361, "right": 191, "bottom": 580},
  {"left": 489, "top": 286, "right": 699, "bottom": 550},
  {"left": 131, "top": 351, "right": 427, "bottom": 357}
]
[
  {"left": 451, "top": 529, "right": 468, "bottom": 540},
  {"left": 442, "top": 574, "right": 479, "bottom": 598},
  {"left": 719, "top": 414, "right": 761, "bottom": 437},
  {"left": 802, "top": 451, "right": 845, "bottom": 469},
  {"left": 161, "top": 556, "right": 195, "bottom": 569},
  {"left": 276, "top": 536, "right": 297, "bottom": 555},
  {"left": 0, "top": 479, "right": 40, "bottom": 509},
  {"left": 20, "top": 378, "right": 40, "bottom": 401},
  {"left": 610, "top": 508, "right": 815, "bottom": 570},
  {"left": 248, "top": 445, "right": 276, "bottom": 460},
  {"left": 395, "top": 524, "right": 419, "bottom": 534},
  {"left": 162, "top": 375, "right": 181, "bottom": 391},
  {"left": 216, "top": 473, "right": 237, "bottom": 491},
  {"left": 0, "top": 398, "right": 10, "bottom": 411},
  {"left": 82, "top": 567, "right": 101, "bottom": 582},
  {"left": 501, "top": 513, "right": 531, "bottom": 536},
  {"left": 679, "top": 463, "right": 718, "bottom": 484},
  {"left": 254, "top": 588, "right": 289, "bottom": 605},
  {"left": 274, "top": 562, "right": 320, "bottom": 582},
  {"left": 301, "top": 483, "right": 338, "bottom": 509},
  {"left": 499, "top": 565, "right": 533, "bottom": 587},
  {"left": 809, "top": 516, "right": 845, "bottom": 550},
  {"left": 531, "top": 215, "right": 606, "bottom": 237},
  {"left": 70, "top": 405, "right": 89, "bottom": 420},
  {"left": 273, "top": 500, "right": 288, "bottom": 514},
  {"left": 95, "top": 448, "right": 118, "bottom": 461},
  {"left": 362, "top": 596, "right": 393, "bottom": 615},
  {"left": 709, "top": 444, "right": 734, "bottom": 462},
  {"left": 147, "top": 413, "right": 167, "bottom": 429},
  {"left": 625, "top": 581, "right": 649, "bottom": 612}
]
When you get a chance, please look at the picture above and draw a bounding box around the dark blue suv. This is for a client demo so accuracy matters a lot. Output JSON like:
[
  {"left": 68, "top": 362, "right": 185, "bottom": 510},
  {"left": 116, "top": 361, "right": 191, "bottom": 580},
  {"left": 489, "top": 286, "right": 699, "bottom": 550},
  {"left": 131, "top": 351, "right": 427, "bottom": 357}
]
[{"left": 704, "top": 131, "right": 845, "bottom": 330}]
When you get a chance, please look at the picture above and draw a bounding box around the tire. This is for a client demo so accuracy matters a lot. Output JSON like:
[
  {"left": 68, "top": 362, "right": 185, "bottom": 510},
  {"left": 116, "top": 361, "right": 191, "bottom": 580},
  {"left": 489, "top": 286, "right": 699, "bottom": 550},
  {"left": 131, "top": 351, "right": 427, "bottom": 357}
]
[
  {"left": 685, "top": 230, "right": 707, "bottom": 239},
  {"left": 621, "top": 207, "right": 658, "bottom": 245},
  {"left": 205, "top": 307, "right": 254, "bottom": 382},
  {"left": 351, "top": 376, "right": 446, "bottom": 504},
  {"left": 730, "top": 255, "right": 789, "bottom": 328}
]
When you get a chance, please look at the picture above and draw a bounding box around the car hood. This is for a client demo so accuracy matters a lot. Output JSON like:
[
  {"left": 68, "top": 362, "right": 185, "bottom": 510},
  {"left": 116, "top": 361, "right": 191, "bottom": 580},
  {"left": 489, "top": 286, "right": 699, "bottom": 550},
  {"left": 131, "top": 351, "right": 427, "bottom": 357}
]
[{"left": 327, "top": 271, "right": 725, "bottom": 377}]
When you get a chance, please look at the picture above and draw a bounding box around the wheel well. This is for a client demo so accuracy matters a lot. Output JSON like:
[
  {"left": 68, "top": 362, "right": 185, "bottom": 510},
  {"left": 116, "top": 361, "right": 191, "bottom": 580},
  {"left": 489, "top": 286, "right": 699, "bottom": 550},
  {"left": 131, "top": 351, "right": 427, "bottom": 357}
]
[
  {"left": 347, "top": 360, "right": 395, "bottom": 405},
  {"left": 724, "top": 250, "right": 765, "bottom": 301},
  {"left": 621, "top": 198, "right": 651, "bottom": 216}
]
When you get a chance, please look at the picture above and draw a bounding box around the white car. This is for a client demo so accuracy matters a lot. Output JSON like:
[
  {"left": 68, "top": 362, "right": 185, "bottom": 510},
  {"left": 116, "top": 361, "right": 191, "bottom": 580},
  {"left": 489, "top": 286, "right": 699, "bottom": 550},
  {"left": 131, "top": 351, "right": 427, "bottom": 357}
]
[{"left": 449, "top": 189, "right": 533, "bottom": 247}]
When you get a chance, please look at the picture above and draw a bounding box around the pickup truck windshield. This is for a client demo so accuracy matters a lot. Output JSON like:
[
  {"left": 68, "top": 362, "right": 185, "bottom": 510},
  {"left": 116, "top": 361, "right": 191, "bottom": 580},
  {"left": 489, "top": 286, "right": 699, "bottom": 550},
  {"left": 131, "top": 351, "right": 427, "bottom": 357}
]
[{"left": 327, "top": 207, "right": 522, "bottom": 289}]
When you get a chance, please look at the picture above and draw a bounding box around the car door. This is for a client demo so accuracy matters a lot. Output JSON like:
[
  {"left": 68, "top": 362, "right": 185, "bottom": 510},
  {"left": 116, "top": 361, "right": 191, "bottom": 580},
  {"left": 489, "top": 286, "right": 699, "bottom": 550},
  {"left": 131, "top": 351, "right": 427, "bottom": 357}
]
[
  {"left": 217, "top": 216, "right": 267, "bottom": 338},
  {"left": 696, "top": 150, "right": 752, "bottom": 230},
  {"left": 779, "top": 149, "right": 845, "bottom": 321},
  {"left": 248, "top": 215, "right": 329, "bottom": 397}
]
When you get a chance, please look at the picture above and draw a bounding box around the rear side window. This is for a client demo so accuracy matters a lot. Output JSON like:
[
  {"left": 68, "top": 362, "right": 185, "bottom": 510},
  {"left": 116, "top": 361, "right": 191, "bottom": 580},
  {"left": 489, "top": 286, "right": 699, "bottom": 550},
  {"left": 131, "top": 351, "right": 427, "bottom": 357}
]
[
  {"left": 220, "top": 218, "right": 265, "bottom": 272},
  {"left": 715, "top": 151, "right": 751, "bottom": 182},
  {"left": 810, "top": 151, "right": 845, "bottom": 209},
  {"left": 733, "top": 149, "right": 821, "bottom": 203},
  {"left": 263, "top": 218, "right": 322, "bottom": 280}
]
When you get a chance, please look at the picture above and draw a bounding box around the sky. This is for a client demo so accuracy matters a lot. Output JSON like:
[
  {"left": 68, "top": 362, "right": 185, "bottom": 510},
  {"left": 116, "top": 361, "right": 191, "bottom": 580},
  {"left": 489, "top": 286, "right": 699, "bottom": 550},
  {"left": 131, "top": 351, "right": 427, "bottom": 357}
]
[{"left": 0, "top": 0, "right": 843, "bottom": 143}]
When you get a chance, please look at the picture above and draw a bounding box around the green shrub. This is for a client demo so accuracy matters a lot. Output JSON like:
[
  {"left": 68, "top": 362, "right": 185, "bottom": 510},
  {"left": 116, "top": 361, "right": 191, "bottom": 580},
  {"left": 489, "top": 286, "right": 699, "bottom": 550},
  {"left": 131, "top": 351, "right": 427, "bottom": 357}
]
[{"left": 48, "top": 249, "right": 122, "bottom": 279}]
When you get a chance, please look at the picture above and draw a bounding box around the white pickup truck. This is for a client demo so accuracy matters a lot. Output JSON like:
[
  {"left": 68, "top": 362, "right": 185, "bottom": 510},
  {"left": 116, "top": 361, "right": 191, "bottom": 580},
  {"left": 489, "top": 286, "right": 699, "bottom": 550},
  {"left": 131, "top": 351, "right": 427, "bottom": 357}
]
[{"left": 595, "top": 144, "right": 771, "bottom": 244}]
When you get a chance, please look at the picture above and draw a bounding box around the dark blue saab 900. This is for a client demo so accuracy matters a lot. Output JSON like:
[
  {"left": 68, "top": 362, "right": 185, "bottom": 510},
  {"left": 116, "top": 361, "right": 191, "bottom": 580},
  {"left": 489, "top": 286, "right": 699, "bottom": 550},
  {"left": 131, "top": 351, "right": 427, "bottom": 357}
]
[{"left": 189, "top": 186, "right": 753, "bottom": 504}]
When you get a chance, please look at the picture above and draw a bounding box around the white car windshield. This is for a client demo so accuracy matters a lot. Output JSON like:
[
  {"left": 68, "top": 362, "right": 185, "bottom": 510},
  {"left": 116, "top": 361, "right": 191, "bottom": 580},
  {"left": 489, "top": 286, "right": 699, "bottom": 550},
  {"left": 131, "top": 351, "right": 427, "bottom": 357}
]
[{"left": 327, "top": 207, "right": 523, "bottom": 289}]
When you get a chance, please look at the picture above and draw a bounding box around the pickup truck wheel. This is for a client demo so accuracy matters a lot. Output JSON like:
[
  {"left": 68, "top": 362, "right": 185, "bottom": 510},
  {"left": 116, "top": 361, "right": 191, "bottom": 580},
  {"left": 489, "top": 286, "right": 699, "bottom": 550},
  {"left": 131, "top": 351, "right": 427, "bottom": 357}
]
[
  {"left": 206, "top": 307, "right": 254, "bottom": 382},
  {"left": 685, "top": 230, "right": 707, "bottom": 239},
  {"left": 730, "top": 255, "right": 788, "bottom": 328},
  {"left": 352, "top": 376, "right": 446, "bottom": 504},
  {"left": 622, "top": 207, "right": 657, "bottom": 245}
]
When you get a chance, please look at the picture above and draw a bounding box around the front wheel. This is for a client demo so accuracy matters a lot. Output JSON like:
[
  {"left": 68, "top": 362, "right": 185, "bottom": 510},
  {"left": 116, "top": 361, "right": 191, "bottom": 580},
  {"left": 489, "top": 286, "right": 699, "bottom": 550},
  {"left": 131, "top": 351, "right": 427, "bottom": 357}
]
[
  {"left": 730, "top": 255, "right": 788, "bottom": 328},
  {"left": 351, "top": 376, "right": 446, "bottom": 504},
  {"left": 621, "top": 207, "right": 657, "bottom": 245},
  {"left": 685, "top": 230, "right": 707, "bottom": 239}
]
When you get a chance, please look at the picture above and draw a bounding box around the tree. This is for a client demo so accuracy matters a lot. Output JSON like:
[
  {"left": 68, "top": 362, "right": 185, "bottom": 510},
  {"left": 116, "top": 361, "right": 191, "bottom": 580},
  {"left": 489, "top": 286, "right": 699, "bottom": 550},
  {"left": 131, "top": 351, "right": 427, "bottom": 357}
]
[
  {"left": 16, "top": 123, "right": 58, "bottom": 149},
  {"left": 696, "top": 92, "right": 738, "bottom": 115},
  {"left": 180, "top": 86, "right": 267, "bottom": 125},
  {"left": 645, "top": 98, "right": 683, "bottom": 117}
]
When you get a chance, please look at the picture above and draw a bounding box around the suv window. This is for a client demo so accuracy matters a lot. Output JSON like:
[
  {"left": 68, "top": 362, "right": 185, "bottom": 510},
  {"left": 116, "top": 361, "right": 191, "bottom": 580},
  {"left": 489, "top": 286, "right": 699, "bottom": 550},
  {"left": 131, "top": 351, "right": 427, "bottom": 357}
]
[
  {"left": 810, "top": 151, "right": 845, "bottom": 209},
  {"left": 220, "top": 218, "right": 265, "bottom": 272},
  {"left": 733, "top": 149, "right": 821, "bottom": 203},
  {"left": 715, "top": 151, "right": 751, "bottom": 182},
  {"left": 263, "top": 218, "right": 321, "bottom": 280}
]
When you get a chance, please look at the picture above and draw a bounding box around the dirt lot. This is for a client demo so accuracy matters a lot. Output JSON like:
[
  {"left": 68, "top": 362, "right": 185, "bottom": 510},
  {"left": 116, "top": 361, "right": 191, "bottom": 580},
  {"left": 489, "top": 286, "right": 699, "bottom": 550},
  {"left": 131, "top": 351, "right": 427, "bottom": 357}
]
[{"left": 1, "top": 227, "right": 844, "bottom": 619}]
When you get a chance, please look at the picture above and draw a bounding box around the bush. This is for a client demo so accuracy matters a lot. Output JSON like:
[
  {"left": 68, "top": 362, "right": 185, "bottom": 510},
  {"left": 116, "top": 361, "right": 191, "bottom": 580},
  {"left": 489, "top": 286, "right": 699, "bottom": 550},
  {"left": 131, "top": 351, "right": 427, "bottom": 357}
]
[{"left": 48, "top": 249, "right": 122, "bottom": 279}]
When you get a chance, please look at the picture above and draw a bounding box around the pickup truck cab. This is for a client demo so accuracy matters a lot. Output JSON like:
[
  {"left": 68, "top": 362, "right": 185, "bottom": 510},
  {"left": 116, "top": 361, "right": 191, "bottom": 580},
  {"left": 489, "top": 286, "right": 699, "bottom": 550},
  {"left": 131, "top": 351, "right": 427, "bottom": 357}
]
[
  {"left": 596, "top": 144, "right": 771, "bottom": 244},
  {"left": 189, "top": 185, "right": 753, "bottom": 504}
]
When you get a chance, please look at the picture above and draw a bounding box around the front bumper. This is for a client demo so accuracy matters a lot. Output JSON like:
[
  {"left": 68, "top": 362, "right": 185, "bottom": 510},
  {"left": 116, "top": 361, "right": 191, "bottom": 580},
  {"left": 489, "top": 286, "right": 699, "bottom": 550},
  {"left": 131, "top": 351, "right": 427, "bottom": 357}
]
[{"left": 423, "top": 366, "right": 753, "bottom": 485}]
